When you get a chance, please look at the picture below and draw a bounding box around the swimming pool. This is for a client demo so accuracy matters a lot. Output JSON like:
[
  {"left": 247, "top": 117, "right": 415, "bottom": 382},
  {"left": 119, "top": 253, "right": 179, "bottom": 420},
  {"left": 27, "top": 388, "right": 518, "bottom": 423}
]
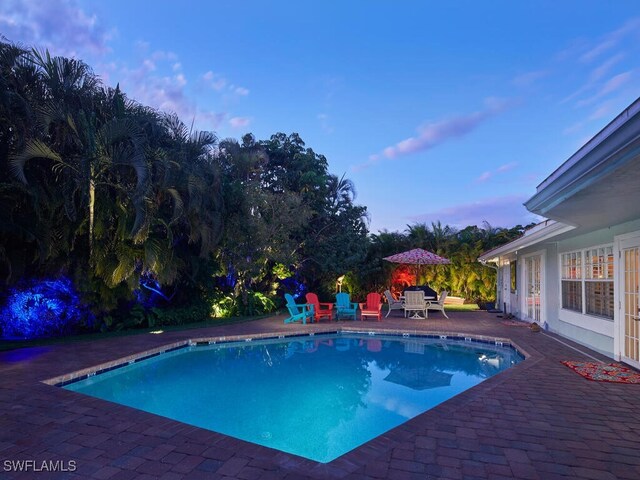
[{"left": 63, "top": 332, "right": 523, "bottom": 463}]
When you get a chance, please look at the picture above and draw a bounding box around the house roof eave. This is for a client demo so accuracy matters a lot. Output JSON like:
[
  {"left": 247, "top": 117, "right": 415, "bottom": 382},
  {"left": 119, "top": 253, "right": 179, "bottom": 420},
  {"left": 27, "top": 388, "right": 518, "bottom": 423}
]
[
  {"left": 525, "top": 97, "right": 640, "bottom": 218},
  {"left": 478, "top": 220, "right": 575, "bottom": 263}
]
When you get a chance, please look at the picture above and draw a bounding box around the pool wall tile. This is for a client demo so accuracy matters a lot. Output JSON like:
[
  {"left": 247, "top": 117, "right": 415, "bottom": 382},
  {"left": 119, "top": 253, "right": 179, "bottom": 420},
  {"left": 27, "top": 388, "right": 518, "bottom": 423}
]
[{"left": 46, "top": 327, "right": 527, "bottom": 388}]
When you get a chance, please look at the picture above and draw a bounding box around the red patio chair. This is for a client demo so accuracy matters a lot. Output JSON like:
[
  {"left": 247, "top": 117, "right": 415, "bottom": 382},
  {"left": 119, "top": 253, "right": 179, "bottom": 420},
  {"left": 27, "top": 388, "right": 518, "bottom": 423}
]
[
  {"left": 305, "top": 292, "right": 334, "bottom": 322},
  {"left": 359, "top": 293, "right": 382, "bottom": 322}
]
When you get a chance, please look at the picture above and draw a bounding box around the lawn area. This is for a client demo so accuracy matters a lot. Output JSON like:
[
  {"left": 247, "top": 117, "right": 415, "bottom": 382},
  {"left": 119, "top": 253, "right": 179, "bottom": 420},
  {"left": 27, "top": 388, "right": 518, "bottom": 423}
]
[{"left": 444, "top": 303, "right": 480, "bottom": 312}]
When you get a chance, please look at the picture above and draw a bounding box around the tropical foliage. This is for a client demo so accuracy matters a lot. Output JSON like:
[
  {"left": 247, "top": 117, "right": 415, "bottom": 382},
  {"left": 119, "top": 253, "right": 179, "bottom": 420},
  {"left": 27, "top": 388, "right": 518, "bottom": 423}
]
[
  {"left": 0, "top": 39, "right": 369, "bottom": 332},
  {"left": 0, "top": 38, "right": 528, "bottom": 336},
  {"left": 353, "top": 221, "right": 530, "bottom": 303}
]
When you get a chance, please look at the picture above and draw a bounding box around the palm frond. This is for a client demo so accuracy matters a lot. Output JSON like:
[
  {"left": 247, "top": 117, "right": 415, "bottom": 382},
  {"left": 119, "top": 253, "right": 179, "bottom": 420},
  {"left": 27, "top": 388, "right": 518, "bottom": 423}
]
[
  {"left": 166, "top": 188, "right": 185, "bottom": 223},
  {"left": 9, "top": 139, "right": 62, "bottom": 183}
]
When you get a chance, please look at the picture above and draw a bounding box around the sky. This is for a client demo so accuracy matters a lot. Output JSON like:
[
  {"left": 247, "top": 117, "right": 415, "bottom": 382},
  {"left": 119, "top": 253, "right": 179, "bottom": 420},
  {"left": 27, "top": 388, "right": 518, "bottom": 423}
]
[{"left": 2, "top": 0, "right": 640, "bottom": 233}]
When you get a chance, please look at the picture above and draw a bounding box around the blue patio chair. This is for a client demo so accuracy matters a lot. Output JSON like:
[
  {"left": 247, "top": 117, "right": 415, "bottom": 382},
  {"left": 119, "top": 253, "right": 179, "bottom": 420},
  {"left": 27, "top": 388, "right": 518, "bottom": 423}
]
[
  {"left": 335, "top": 292, "right": 358, "bottom": 320},
  {"left": 284, "top": 293, "right": 314, "bottom": 324}
]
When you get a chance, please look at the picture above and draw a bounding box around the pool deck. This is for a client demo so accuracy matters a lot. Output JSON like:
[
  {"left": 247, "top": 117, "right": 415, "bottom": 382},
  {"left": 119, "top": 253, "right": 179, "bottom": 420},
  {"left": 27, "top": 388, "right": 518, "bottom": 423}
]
[{"left": 2, "top": 311, "right": 640, "bottom": 479}]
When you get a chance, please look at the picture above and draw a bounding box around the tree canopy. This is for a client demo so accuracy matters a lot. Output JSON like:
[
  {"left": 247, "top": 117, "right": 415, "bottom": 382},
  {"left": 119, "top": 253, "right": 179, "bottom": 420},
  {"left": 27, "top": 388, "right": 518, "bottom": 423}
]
[{"left": 0, "top": 38, "right": 528, "bottom": 335}]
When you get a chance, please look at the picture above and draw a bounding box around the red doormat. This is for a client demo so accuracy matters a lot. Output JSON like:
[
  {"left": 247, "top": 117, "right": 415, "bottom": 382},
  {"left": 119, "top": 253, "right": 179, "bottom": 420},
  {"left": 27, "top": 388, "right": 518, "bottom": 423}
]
[{"left": 561, "top": 361, "right": 640, "bottom": 383}]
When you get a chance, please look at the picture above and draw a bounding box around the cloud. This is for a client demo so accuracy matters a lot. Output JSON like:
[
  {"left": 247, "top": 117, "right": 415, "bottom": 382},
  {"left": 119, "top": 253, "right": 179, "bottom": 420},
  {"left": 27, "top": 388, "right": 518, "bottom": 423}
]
[
  {"left": 560, "top": 53, "right": 628, "bottom": 106},
  {"left": 590, "top": 53, "right": 625, "bottom": 82},
  {"left": 200, "top": 74, "right": 250, "bottom": 99},
  {"left": 0, "top": 0, "right": 113, "bottom": 58},
  {"left": 0, "top": 0, "right": 239, "bottom": 134},
  {"left": 406, "top": 195, "right": 542, "bottom": 229},
  {"left": 202, "top": 71, "right": 227, "bottom": 91},
  {"left": 476, "top": 172, "right": 492, "bottom": 183},
  {"left": 116, "top": 53, "right": 228, "bottom": 131},
  {"left": 600, "top": 71, "right": 632, "bottom": 95},
  {"left": 568, "top": 99, "right": 621, "bottom": 134},
  {"left": 497, "top": 162, "right": 518, "bottom": 173},
  {"left": 229, "top": 116, "right": 252, "bottom": 128},
  {"left": 475, "top": 162, "right": 518, "bottom": 183},
  {"left": 580, "top": 17, "right": 640, "bottom": 63},
  {"left": 512, "top": 70, "right": 549, "bottom": 88},
  {"left": 125, "top": 71, "right": 194, "bottom": 118},
  {"left": 317, "top": 113, "right": 334, "bottom": 134},
  {"left": 575, "top": 71, "right": 632, "bottom": 107},
  {"left": 233, "top": 86, "right": 250, "bottom": 96},
  {"left": 580, "top": 40, "right": 617, "bottom": 63},
  {"left": 558, "top": 18, "right": 639, "bottom": 108},
  {"left": 588, "top": 101, "right": 614, "bottom": 121},
  {"left": 199, "top": 111, "right": 226, "bottom": 130},
  {"left": 355, "top": 98, "right": 515, "bottom": 171}
]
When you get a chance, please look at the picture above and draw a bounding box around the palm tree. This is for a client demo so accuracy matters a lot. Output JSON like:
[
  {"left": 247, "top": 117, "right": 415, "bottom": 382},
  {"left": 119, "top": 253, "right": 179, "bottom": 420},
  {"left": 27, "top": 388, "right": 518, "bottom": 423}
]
[
  {"left": 9, "top": 52, "right": 150, "bottom": 259},
  {"left": 326, "top": 173, "right": 356, "bottom": 214},
  {"left": 406, "top": 223, "right": 433, "bottom": 249}
]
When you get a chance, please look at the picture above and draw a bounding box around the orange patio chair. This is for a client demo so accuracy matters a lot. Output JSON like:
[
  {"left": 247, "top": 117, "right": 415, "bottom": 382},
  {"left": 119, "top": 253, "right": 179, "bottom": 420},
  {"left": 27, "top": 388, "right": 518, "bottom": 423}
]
[
  {"left": 305, "top": 292, "right": 334, "bottom": 322},
  {"left": 359, "top": 293, "right": 382, "bottom": 322}
]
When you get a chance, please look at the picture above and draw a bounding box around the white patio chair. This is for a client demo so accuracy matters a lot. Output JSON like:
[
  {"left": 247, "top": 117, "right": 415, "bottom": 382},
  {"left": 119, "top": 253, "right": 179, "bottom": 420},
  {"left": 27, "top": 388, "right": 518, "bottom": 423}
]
[
  {"left": 426, "top": 291, "right": 449, "bottom": 318},
  {"left": 384, "top": 290, "right": 404, "bottom": 318},
  {"left": 403, "top": 291, "right": 427, "bottom": 319}
]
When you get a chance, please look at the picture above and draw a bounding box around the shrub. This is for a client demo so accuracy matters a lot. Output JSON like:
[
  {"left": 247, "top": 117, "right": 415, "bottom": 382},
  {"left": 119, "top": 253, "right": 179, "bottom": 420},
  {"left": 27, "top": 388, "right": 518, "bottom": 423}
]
[{"left": 0, "top": 278, "right": 86, "bottom": 338}]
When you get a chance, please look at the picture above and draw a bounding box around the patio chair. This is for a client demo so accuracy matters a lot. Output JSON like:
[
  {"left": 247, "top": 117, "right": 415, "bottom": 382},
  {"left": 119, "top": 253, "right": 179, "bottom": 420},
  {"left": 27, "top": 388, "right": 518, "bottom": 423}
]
[
  {"left": 284, "top": 293, "right": 314, "bottom": 324},
  {"left": 305, "top": 292, "right": 334, "bottom": 322},
  {"left": 335, "top": 292, "right": 358, "bottom": 320},
  {"left": 403, "top": 290, "right": 427, "bottom": 319},
  {"left": 384, "top": 289, "right": 404, "bottom": 318},
  {"left": 359, "top": 293, "right": 383, "bottom": 321},
  {"left": 426, "top": 291, "right": 449, "bottom": 318}
]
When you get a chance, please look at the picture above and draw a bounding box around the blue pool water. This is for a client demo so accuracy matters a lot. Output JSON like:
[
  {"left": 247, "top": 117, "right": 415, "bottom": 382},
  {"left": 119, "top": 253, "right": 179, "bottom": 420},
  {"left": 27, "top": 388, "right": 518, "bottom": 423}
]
[{"left": 64, "top": 333, "right": 523, "bottom": 463}]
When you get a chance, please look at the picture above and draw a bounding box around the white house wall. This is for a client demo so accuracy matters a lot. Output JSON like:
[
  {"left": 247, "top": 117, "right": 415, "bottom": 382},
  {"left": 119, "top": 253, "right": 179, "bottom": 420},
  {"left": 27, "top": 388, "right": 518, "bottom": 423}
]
[{"left": 513, "top": 218, "right": 640, "bottom": 358}]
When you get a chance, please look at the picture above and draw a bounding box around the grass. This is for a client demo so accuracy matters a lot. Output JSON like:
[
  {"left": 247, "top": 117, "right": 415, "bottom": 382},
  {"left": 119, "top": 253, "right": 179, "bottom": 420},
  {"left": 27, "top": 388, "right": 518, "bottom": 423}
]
[
  {"left": 444, "top": 303, "right": 480, "bottom": 312},
  {"left": 0, "top": 314, "right": 271, "bottom": 352}
]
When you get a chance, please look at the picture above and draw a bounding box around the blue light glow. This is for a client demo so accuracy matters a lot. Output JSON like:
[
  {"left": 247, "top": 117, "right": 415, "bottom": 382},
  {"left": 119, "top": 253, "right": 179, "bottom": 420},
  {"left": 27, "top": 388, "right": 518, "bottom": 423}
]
[
  {"left": 280, "top": 276, "right": 306, "bottom": 299},
  {"left": 0, "top": 278, "right": 85, "bottom": 339}
]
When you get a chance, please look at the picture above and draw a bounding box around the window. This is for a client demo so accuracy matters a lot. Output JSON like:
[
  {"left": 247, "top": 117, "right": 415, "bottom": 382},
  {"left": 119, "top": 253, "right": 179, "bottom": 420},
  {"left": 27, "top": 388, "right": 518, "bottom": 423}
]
[
  {"left": 560, "top": 246, "right": 614, "bottom": 319},
  {"left": 510, "top": 261, "right": 517, "bottom": 293},
  {"left": 561, "top": 252, "right": 582, "bottom": 312},
  {"left": 584, "top": 247, "right": 614, "bottom": 318}
]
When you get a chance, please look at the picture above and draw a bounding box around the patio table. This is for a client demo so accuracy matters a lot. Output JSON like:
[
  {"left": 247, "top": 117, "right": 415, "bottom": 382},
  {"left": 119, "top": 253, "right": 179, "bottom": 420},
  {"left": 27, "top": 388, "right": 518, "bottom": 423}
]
[{"left": 400, "top": 295, "right": 435, "bottom": 319}]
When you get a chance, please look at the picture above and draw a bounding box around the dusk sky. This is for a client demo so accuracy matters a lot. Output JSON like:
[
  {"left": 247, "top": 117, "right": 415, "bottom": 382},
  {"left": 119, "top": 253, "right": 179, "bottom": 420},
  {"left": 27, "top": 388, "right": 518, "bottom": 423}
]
[{"left": 2, "top": 0, "right": 640, "bottom": 233}]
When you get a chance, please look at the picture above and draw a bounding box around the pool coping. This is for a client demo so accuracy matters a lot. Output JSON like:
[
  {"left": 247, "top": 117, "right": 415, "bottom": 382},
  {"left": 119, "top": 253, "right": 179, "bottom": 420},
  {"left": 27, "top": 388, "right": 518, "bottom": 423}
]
[{"left": 43, "top": 326, "right": 530, "bottom": 388}]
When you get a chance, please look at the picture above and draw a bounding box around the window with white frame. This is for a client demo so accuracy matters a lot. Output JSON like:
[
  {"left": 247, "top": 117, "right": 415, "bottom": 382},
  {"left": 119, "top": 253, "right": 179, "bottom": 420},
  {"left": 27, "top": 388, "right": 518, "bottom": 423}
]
[
  {"left": 584, "top": 246, "right": 614, "bottom": 318},
  {"left": 561, "top": 252, "right": 582, "bottom": 313},
  {"left": 560, "top": 246, "right": 614, "bottom": 319}
]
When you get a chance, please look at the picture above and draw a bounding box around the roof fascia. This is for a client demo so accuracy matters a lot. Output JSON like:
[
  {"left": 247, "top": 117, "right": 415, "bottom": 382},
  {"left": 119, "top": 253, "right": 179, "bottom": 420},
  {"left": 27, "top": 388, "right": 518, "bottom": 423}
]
[{"left": 478, "top": 221, "right": 575, "bottom": 262}]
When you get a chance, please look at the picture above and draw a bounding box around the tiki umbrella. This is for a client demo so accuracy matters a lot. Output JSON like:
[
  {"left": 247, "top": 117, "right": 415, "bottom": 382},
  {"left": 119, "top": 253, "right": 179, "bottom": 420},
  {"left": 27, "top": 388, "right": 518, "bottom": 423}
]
[{"left": 383, "top": 248, "right": 450, "bottom": 285}]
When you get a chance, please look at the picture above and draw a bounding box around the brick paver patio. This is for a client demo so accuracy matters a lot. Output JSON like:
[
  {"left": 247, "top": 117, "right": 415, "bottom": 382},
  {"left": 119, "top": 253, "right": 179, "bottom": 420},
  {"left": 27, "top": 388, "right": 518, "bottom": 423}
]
[{"left": 2, "top": 311, "right": 640, "bottom": 479}]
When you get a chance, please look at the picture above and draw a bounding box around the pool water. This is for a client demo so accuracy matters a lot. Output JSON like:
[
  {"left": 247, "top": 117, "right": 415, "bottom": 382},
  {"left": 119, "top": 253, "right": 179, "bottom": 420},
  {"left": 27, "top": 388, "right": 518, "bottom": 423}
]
[{"left": 64, "top": 334, "right": 523, "bottom": 463}]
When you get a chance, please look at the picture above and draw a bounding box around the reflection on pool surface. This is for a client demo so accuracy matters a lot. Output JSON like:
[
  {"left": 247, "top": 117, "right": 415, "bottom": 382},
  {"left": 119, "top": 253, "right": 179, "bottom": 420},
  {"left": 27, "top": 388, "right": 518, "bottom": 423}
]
[{"left": 64, "top": 333, "right": 523, "bottom": 463}]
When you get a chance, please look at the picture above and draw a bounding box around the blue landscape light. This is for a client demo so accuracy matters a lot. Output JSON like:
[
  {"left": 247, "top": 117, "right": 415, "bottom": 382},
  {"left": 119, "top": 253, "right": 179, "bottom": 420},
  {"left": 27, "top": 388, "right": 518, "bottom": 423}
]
[
  {"left": 0, "top": 277, "right": 85, "bottom": 339},
  {"left": 280, "top": 276, "right": 306, "bottom": 299}
]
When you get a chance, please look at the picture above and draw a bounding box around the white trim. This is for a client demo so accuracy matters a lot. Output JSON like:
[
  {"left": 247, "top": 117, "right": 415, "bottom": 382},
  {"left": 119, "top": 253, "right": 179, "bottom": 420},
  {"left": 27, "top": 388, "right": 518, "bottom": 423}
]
[
  {"left": 558, "top": 309, "right": 614, "bottom": 337},
  {"left": 478, "top": 220, "right": 575, "bottom": 262},
  {"left": 558, "top": 243, "right": 615, "bottom": 319},
  {"left": 614, "top": 230, "right": 640, "bottom": 366},
  {"left": 558, "top": 241, "right": 614, "bottom": 255},
  {"left": 520, "top": 250, "right": 545, "bottom": 325}
]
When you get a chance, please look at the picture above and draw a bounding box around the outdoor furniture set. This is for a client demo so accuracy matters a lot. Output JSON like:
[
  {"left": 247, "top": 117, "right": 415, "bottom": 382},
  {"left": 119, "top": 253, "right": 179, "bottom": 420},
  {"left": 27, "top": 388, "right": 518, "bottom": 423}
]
[
  {"left": 284, "top": 292, "right": 381, "bottom": 324},
  {"left": 284, "top": 288, "right": 448, "bottom": 324},
  {"left": 395, "top": 289, "right": 449, "bottom": 319}
]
